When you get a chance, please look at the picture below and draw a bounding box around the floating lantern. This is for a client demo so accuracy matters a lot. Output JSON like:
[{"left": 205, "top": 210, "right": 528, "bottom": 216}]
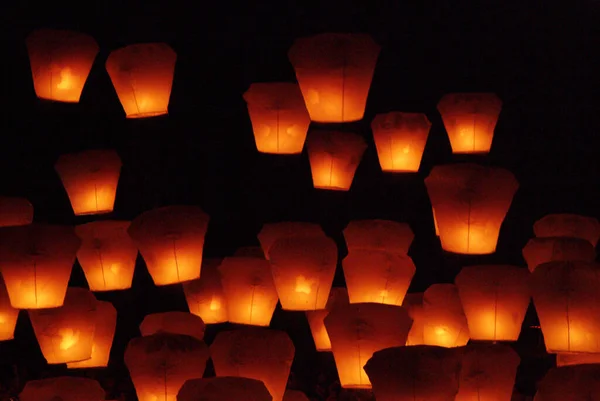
[
  {"left": 140, "top": 311, "right": 205, "bottom": 341},
  {"left": 305, "top": 287, "right": 349, "bottom": 351},
  {"left": 0, "top": 275, "right": 19, "bottom": 341},
  {"left": 425, "top": 163, "right": 519, "bottom": 255},
  {"left": 183, "top": 258, "right": 228, "bottom": 324},
  {"left": 178, "top": 377, "right": 273, "bottom": 401},
  {"left": 556, "top": 352, "right": 600, "bottom": 367},
  {"left": 534, "top": 214, "right": 600, "bottom": 246},
  {"left": 522, "top": 237, "right": 595, "bottom": 273},
  {"left": 284, "top": 390, "right": 309, "bottom": 401},
  {"left": 258, "top": 222, "right": 324, "bottom": 260},
  {"left": 343, "top": 219, "right": 414, "bottom": 254},
  {"left": 534, "top": 364, "right": 600, "bottom": 401},
  {"left": 422, "top": 284, "right": 470, "bottom": 348},
  {"left": 20, "top": 376, "right": 105, "bottom": 401},
  {"left": 402, "top": 293, "right": 425, "bottom": 345},
  {"left": 0, "top": 196, "right": 33, "bottom": 227},
  {"left": 105, "top": 42, "right": 177, "bottom": 119}
]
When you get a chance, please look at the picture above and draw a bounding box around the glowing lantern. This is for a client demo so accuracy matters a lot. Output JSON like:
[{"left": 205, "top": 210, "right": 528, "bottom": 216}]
[
  {"left": 20, "top": 376, "right": 105, "bottom": 401},
  {"left": 402, "top": 293, "right": 425, "bottom": 346},
  {"left": 210, "top": 328, "right": 294, "bottom": 401},
  {"left": 128, "top": 206, "right": 210, "bottom": 286},
  {"left": 67, "top": 300, "right": 117, "bottom": 368},
  {"left": 178, "top": 377, "right": 273, "bottom": 401},
  {"left": 0, "top": 275, "right": 19, "bottom": 341},
  {"left": 125, "top": 332, "right": 209, "bottom": 401},
  {"left": 307, "top": 131, "right": 367, "bottom": 191},
  {"left": 455, "top": 265, "right": 530, "bottom": 341},
  {"left": 283, "top": 390, "right": 309, "bottom": 401},
  {"left": 343, "top": 219, "right": 414, "bottom": 254},
  {"left": 522, "top": 237, "right": 595, "bottom": 273},
  {"left": 0, "top": 224, "right": 81, "bottom": 309},
  {"left": 534, "top": 214, "right": 600, "bottom": 246},
  {"left": 323, "top": 303, "right": 413, "bottom": 389},
  {"left": 75, "top": 220, "right": 137, "bottom": 291},
  {"left": 305, "top": 287, "right": 349, "bottom": 352},
  {"left": 0, "top": 196, "right": 33, "bottom": 227},
  {"left": 182, "top": 258, "right": 228, "bottom": 324},
  {"left": 218, "top": 256, "right": 278, "bottom": 326},
  {"left": 422, "top": 284, "right": 470, "bottom": 348},
  {"left": 28, "top": 287, "right": 97, "bottom": 364},
  {"left": 258, "top": 222, "right": 324, "bottom": 260},
  {"left": 105, "top": 42, "right": 176, "bottom": 119},
  {"left": 437, "top": 93, "right": 502, "bottom": 154},
  {"left": 288, "top": 33, "right": 380, "bottom": 123},
  {"left": 556, "top": 352, "right": 600, "bottom": 367},
  {"left": 140, "top": 311, "right": 205, "bottom": 341},
  {"left": 234, "top": 246, "right": 266, "bottom": 258},
  {"left": 425, "top": 163, "right": 519, "bottom": 255},
  {"left": 534, "top": 364, "right": 600, "bottom": 400}
]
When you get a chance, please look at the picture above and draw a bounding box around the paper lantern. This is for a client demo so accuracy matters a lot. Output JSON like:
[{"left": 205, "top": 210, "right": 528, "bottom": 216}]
[
  {"left": 0, "top": 275, "right": 19, "bottom": 341},
  {"left": 402, "top": 293, "right": 425, "bottom": 346},
  {"left": 371, "top": 112, "right": 431, "bottom": 172},
  {"left": 534, "top": 213, "right": 600, "bottom": 246},
  {"left": 288, "top": 33, "right": 380, "bottom": 123},
  {"left": 29, "top": 287, "right": 97, "bottom": 364},
  {"left": 234, "top": 246, "right": 266, "bottom": 258},
  {"left": 455, "top": 265, "right": 530, "bottom": 341},
  {"left": 125, "top": 332, "right": 209, "bottom": 401},
  {"left": 258, "top": 222, "right": 324, "bottom": 260},
  {"left": 306, "top": 131, "right": 367, "bottom": 191},
  {"left": 0, "top": 224, "right": 81, "bottom": 309},
  {"left": 55, "top": 150, "right": 122, "bottom": 216},
  {"left": 425, "top": 163, "right": 519, "bottom": 255},
  {"left": 20, "top": 377, "right": 105, "bottom": 401},
  {"left": 364, "top": 345, "right": 463, "bottom": 401},
  {"left": 522, "top": 237, "right": 595, "bottom": 273},
  {"left": 128, "top": 206, "right": 210, "bottom": 286},
  {"left": 67, "top": 300, "right": 117, "bottom": 368},
  {"left": 437, "top": 93, "right": 502, "bottom": 154},
  {"left": 218, "top": 256, "right": 278, "bottom": 326},
  {"left": 210, "top": 328, "right": 294, "bottom": 401},
  {"left": 0, "top": 196, "right": 33, "bottom": 227},
  {"left": 268, "top": 235, "right": 337, "bottom": 310},
  {"left": 243, "top": 82, "right": 310, "bottom": 154},
  {"left": 105, "top": 42, "right": 176, "bottom": 119},
  {"left": 556, "top": 352, "right": 600, "bottom": 367},
  {"left": 455, "top": 344, "right": 520, "bottom": 401},
  {"left": 305, "top": 287, "right": 349, "bottom": 352},
  {"left": 283, "top": 390, "right": 309, "bottom": 401},
  {"left": 140, "top": 311, "right": 205, "bottom": 341},
  {"left": 534, "top": 364, "right": 600, "bottom": 400},
  {"left": 25, "top": 29, "right": 99, "bottom": 103},
  {"left": 178, "top": 377, "right": 273, "bottom": 401},
  {"left": 75, "top": 220, "right": 137, "bottom": 291},
  {"left": 182, "top": 258, "right": 228, "bottom": 324},
  {"left": 342, "top": 250, "right": 415, "bottom": 305},
  {"left": 323, "top": 303, "right": 413, "bottom": 389},
  {"left": 531, "top": 261, "right": 600, "bottom": 354},
  {"left": 422, "top": 284, "right": 470, "bottom": 348},
  {"left": 343, "top": 219, "right": 414, "bottom": 254}
]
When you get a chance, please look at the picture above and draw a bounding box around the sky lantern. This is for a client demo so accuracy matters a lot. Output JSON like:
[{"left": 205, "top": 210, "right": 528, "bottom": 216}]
[
  {"left": 210, "top": 328, "right": 295, "bottom": 401},
  {"left": 283, "top": 390, "right": 309, "bottom": 401},
  {"left": 422, "top": 284, "right": 470, "bottom": 348},
  {"left": 343, "top": 219, "right": 414, "bottom": 254},
  {"left": 140, "top": 311, "right": 205, "bottom": 341},
  {"left": 455, "top": 265, "right": 530, "bottom": 341},
  {"left": 75, "top": 220, "right": 138, "bottom": 291},
  {"left": 25, "top": 29, "right": 99, "bottom": 103},
  {"left": 0, "top": 224, "right": 81, "bottom": 309},
  {"left": 20, "top": 376, "right": 105, "bottom": 401},
  {"left": 268, "top": 235, "right": 337, "bottom": 310},
  {"left": 425, "top": 163, "right": 519, "bottom": 255},
  {"left": 522, "top": 237, "right": 595, "bottom": 273},
  {"left": 534, "top": 213, "right": 600, "bottom": 246},
  {"left": 534, "top": 364, "right": 600, "bottom": 400},
  {"left": 437, "top": 93, "right": 502, "bottom": 154},
  {"left": 218, "top": 256, "right": 278, "bottom": 326},
  {"left": 178, "top": 377, "right": 273, "bottom": 401},
  {"left": 128, "top": 206, "right": 210, "bottom": 286},
  {"left": 323, "top": 303, "right": 413, "bottom": 389},
  {"left": 306, "top": 130, "right": 367, "bottom": 191},
  {"left": 402, "top": 293, "right": 425, "bottom": 346},
  {"left": 258, "top": 222, "right": 324, "bottom": 260},
  {"left": 28, "top": 287, "right": 97, "bottom": 364},
  {"left": 243, "top": 82, "right": 310, "bottom": 154},
  {"left": 0, "top": 275, "right": 19, "bottom": 341},
  {"left": 182, "top": 258, "right": 228, "bottom": 324},
  {"left": 556, "top": 352, "right": 600, "bottom": 367},
  {"left": 371, "top": 112, "right": 431, "bottom": 173},
  {"left": 105, "top": 42, "right": 176, "bottom": 119},
  {"left": 305, "top": 287, "right": 349, "bottom": 352},
  {"left": 0, "top": 196, "right": 34, "bottom": 227}
]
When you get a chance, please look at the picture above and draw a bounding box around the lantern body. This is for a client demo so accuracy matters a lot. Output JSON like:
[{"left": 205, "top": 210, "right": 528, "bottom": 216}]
[
  {"left": 25, "top": 29, "right": 99, "bottom": 103},
  {"left": 183, "top": 258, "right": 228, "bottom": 324},
  {"left": 177, "top": 377, "right": 273, "bottom": 401},
  {"left": 0, "top": 224, "right": 81, "bottom": 309},
  {"left": 522, "top": 237, "right": 595, "bottom": 273},
  {"left": 0, "top": 196, "right": 33, "bottom": 227},
  {"left": 140, "top": 311, "right": 205, "bottom": 341},
  {"left": 258, "top": 222, "right": 324, "bottom": 260},
  {"left": 0, "top": 275, "right": 19, "bottom": 341},
  {"left": 455, "top": 265, "right": 530, "bottom": 341},
  {"left": 425, "top": 164, "right": 519, "bottom": 255},
  {"left": 423, "top": 284, "right": 470, "bottom": 347},
  {"left": 307, "top": 131, "right": 367, "bottom": 191},
  {"left": 29, "top": 287, "right": 97, "bottom": 364},
  {"left": 305, "top": 287, "right": 349, "bottom": 351},
  {"left": 534, "top": 364, "right": 600, "bottom": 400},
  {"left": 105, "top": 42, "right": 176, "bottom": 118},
  {"left": 343, "top": 219, "right": 414, "bottom": 253},
  {"left": 243, "top": 83, "right": 310, "bottom": 154},
  {"left": 284, "top": 390, "right": 309, "bottom": 401},
  {"left": 210, "top": 328, "right": 295, "bottom": 401},
  {"left": 218, "top": 257, "right": 278, "bottom": 326},
  {"left": 534, "top": 214, "right": 600, "bottom": 246},
  {"left": 371, "top": 112, "right": 431, "bottom": 172},
  {"left": 128, "top": 206, "right": 210, "bottom": 286},
  {"left": 437, "top": 93, "right": 502, "bottom": 154},
  {"left": 75, "top": 220, "right": 137, "bottom": 291},
  {"left": 403, "top": 293, "right": 425, "bottom": 345},
  {"left": 324, "top": 303, "right": 413, "bottom": 389},
  {"left": 20, "top": 376, "right": 105, "bottom": 401},
  {"left": 556, "top": 352, "right": 600, "bottom": 367}
]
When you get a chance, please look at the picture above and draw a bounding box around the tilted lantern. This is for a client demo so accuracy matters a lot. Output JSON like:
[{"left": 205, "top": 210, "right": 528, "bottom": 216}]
[
  {"left": 522, "top": 237, "right": 595, "bottom": 273},
  {"left": 305, "top": 287, "right": 349, "bottom": 352},
  {"left": 258, "top": 222, "right": 324, "bottom": 260},
  {"left": 20, "top": 376, "right": 105, "bottom": 401},
  {"left": 422, "top": 284, "right": 470, "bottom": 348},
  {"left": 283, "top": 390, "right": 309, "bottom": 401},
  {"left": 140, "top": 311, "right": 205, "bottom": 341},
  {"left": 534, "top": 364, "right": 600, "bottom": 400},
  {"left": 403, "top": 293, "right": 425, "bottom": 346},
  {"left": 556, "top": 352, "right": 600, "bottom": 367},
  {"left": 343, "top": 219, "right": 414, "bottom": 254},
  {"left": 178, "top": 377, "right": 273, "bottom": 401},
  {"left": 25, "top": 29, "right": 99, "bottom": 103},
  {"left": 425, "top": 163, "right": 519, "bottom": 255},
  {"left": 534, "top": 213, "right": 600, "bottom": 246},
  {"left": 0, "top": 196, "right": 33, "bottom": 227},
  {"left": 182, "top": 258, "right": 228, "bottom": 324},
  {"left": 105, "top": 42, "right": 177, "bottom": 119},
  {"left": 0, "top": 275, "right": 19, "bottom": 341}
]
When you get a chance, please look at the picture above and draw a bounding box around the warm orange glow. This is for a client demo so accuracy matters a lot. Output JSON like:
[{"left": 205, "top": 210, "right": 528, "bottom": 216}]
[
  {"left": 0, "top": 196, "right": 33, "bottom": 227},
  {"left": 437, "top": 93, "right": 502, "bottom": 154},
  {"left": 105, "top": 42, "right": 176, "bottom": 119},
  {"left": 343, "top": 219, "right": 413, "bottom": 254},
  {"left": 20, "top": 377, "right": 105, "bottom": 401},
  {"left": 25, "top": 29, "right": 99, "bottom": 103},
  {"left": 534, "top": 364, "right": 600, "bottom": 400},
  {"left": 422, "top": 284, "right": 470, "bottom": 348},
  {"left": 178, "top": 377, "right": 273, "bottom": 401},
  {"left": 402, "top": 293, "right": 425, "bottom": 345},
  {"left": 534, "top": 213, "right": 600, "bottom": 246},
  {"left": 305, "top": 287, "right": 349, "bottom": 352},
  {"left": 0, "top": 275, "right": 19, "bottom": 341},
  {"left": 140, "top": 311, "right": 205, "bottom": 341},
  {"left": 556, "top": 352, "right": 600, "bottom": 367},
  {"left": 182, "top": 258, "right": 228, "bottom": 324},
  {"left": 258, "top": 222, "right": 324, "bottom": 260},
  {"left": 522, "top": 237, "right": 595, "bottom": 273},
  {"left": 425, "top": 163, "right": 519, "bottom": 255}
]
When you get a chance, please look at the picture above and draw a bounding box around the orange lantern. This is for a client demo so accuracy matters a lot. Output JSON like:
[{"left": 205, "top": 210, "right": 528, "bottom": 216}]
[
  {"left": 28, "top": 287, "right": 97, "bottom": 364},
  {"left": 140, "top": 311, "right": 205, "bottom": 341},
  {"left": 422, "top": 284, "right": 470, "bottom": 347},
  {"left": 128, "top": 206, "right": 210, "bottom": 286},
  {"left": 534, "top": 364, "right": 600, "bottom": 400},
  {"left": 402, "top": 293, "right": 425, "bottom": 346},
  {"left": 67, "top": 300, "right": 117, "bottom": 369},
  {"left": 210, "top": 328, "right": 295, "bottom": 401},
  {"left": 25, "top": 29, "right": 99, "bottom": 103},
  {"left": 234, "top": 246, "right": 266, "bottom": 258},
  {"left": 105, "top": 42, "right": 177, "bottom": 119},
  {"left": 75, "top": 220, "right": 137, "bottom": 291},
  {"left": 0, "top": 224, "right": 81, "bottom": 309},
  {"left": 258, "top": 222, "right": 324, "bottom": 260},
  {"left": 522, "top": 237, "right": 595, "bottom": 273},
  {"left": 218, "top": 256, "right": 278, "bottom": 326},
  {"left": 182, "top": 258, "right": 228, "bottom": 324},
  {"left": 284, "top": 390, "right": 309, "bottom": 401},
  {"left": 371, "top": 112, "right": 431, "bottom": 173},
  {"left": 437, "top": 93, "right": 502, "bottom": 154},
  {"left": 288, "top": 33, "right": 380, "bottom": 123},
  {"left": 556, "top": 352, "right": 600, "bottom": 367},
  {"left": 307, "top": 130, "right": 367, "bottom": 191},
  {"left": 0, "top": 275, "right": 19, "bottom": 341},
  {"left": 534, "top": 214, "right": 600, "bottom": 246},
  {"left": 55, "top": 150, "right": 122, "bottom": 216},
  {"left": 0, "top": 196, "right": 33, "bottom": 227},
  {"left": 323, "top": 303, "right": 413, "bottom": 389},
  {"left": 178, "top": 377, "right": 273, "bottom": 401},
  {"left": 455, "top": 265, "right": 530, "bottom": 341},
  {"left": 305, "top": 287, "right": 349, "bottom": 352},
  {"left": 20, "top": 377, "right": 105, "bottom": 401},
  {"left": 425, "top": 163, "right": 519, "bottom": 255},
  {"left": 343, "top": 219, "right": 414, "bottom": 254}
]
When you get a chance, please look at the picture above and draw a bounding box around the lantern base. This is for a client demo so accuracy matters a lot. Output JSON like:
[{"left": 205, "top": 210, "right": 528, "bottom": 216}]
[
  {"left": 126, "top": 111, "right": 169, "bottom": 119},
  {"left": 74, "top": 208, "right": 114, "bottom": 216}
]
